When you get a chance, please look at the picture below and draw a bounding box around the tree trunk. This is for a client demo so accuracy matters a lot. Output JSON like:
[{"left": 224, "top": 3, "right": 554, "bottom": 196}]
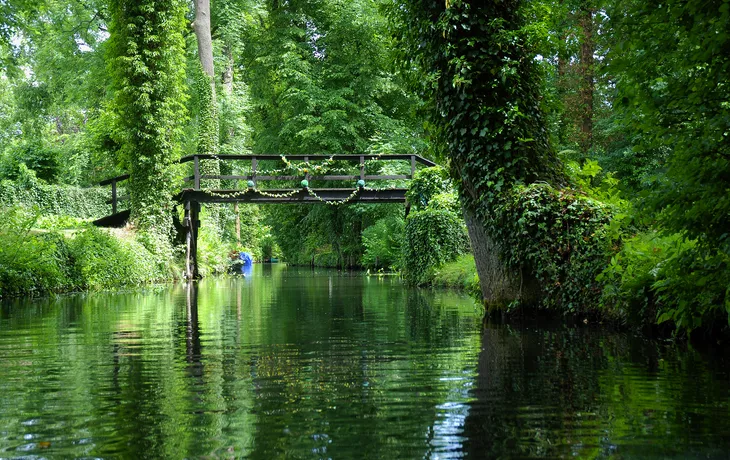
[
  {"left": 194, "top": 0, "right": 215, "bottom": 82},
  {"left": 463, "top": 208, "right": 537, "bottom": 308},
  {"left": 222, "top": 43, "right": 234, "bottom": 96},
  {"left": 193, "top": 0, "right": 221, "bottom": 235},
  {"left": 578, "top": 5, "right": 594, "bottom": 152}
]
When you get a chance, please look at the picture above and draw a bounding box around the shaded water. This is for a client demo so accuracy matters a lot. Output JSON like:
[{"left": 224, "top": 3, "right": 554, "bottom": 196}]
[{"left": 1, "top": 265, "right": 729, "bottom": 458}]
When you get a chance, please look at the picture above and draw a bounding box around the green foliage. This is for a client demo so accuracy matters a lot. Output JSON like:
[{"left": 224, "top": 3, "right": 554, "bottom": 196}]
[
  {"left": 244, "top": 0, "right": 424, "bottom": 157},
  {"left": 406, "top": 166, "right": 453, "bottom": 211},
  {"left": 608, "top": 0, "right": 730, "bottom": 253},
  {"left": 493, "top": 183, "right": 613, "bottom": 311},
  {"left": 68, "top": 228, "right": 167, "bottom": 290},
  {"left": 0, "top": 139, "right": 61, "bottom": 182},
  {"left": 265, "top": 204, "right": 381, "bottom": 268},
  {"left": 361, "top": 215, "right": 404, "bottom": 270},
  {"left": 0, "top": 207, "right": 74, "bottom": 298},
  {"left": 0, "top": 205, "right": 174, "bottom": 298},
  {"left": 108, "top": 0, "right": 188, "bottom": 238},
  {"left": 402, "top": 209, "right": 470, "bottom": 285},
  {"left": 428, "top": 254, "right": 481, "bottom": 298},
  {"left": 600, "top": 231, "right": 730, "bottom": 334},
  {"left": 0, "top": 206, "right": 170, "bottom": 299},
  {"left": 402, "top": 163, "right": 467, "bottom": 284},
  {"left": 394, "top": 0, "right": 565, "bottom": 201},
  {"left": 0, "top": 171, "right": 110, "bottom": 219},
  {"left": 599, "top": 232, "right": 691, "bottom": 324},
  {"left": 196, "top": 225, "right": 230, "bottom": 277},
  {"left": 597, "top": 0, "right": 730, "bottom": 333},
  {"left": 427, "top": 192, "right": 461, "bottom": 215},
  {"left": 193, "top": 65, "right": 220, "bottom": 158}
]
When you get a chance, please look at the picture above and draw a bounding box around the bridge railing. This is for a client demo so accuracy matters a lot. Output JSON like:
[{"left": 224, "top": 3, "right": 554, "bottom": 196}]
[
  {"left": 98, "top": 154, "right": 437, "bottom": 213},
  {"left": 179, "top": 154, "right": 437, "bottom": 189},
  {"left": 99, "top": 173, "right": 130, "bottom": 215}
]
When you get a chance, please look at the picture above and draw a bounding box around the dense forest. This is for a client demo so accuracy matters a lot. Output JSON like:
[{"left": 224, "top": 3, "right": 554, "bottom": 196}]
[{"left": 0, "top": 0, "right": 728, "bottom": 337}]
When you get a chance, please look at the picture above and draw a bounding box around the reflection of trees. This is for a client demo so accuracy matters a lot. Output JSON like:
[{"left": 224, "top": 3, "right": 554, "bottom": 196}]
[
  {"left": 463, "top": 324, "right": 730, "bottom": 458},
  {"left": 3, "top": 271, "right": 730, "bottom": 458}
]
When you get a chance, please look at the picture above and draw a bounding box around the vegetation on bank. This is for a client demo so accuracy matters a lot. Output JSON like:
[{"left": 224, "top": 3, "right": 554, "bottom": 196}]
[
  {"left": 0, "top": 203, "right": 242, "bottom": 300},
  {"left": 0, "top": 207, "right": 172, "bottom": 299},
  {"left": 427, "top": 255, "right": 480, "bottom": 297}
]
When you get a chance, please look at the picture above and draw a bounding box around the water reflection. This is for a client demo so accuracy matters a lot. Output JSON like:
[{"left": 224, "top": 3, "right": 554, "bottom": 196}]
[
  {"left": 463, "top": 322, "right": 730, "bottom": 458},
  {"left": 1, "top": 268, "right": 730, "bottom": 458}
]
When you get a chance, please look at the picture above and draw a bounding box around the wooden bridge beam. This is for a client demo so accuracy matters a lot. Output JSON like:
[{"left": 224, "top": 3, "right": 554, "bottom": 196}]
[{"left": 185, "top": 200, "right": 201, "bottom": 280}]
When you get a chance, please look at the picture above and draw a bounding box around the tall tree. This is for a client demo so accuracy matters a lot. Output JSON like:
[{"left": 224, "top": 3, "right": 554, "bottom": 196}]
[
  {"left": 396, "top": 0, "right": 609, "bottom": 308},
  {"left": 108, "top": 0, "right": 188, "bottom": 240},
  {"left": 577, "top": 2, "right": 595, "bottom": 152}
]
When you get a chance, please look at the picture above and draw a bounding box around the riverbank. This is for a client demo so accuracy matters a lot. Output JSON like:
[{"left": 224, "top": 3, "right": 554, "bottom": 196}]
[
  {"left": 0, "top": 205, "right": 237, "bottom": 299},
  {"left": 426, "top": 254, "right": 481, "bottom": 297},
  {"left": 0, "top": 208, "right": 173, "bottom": 300}
]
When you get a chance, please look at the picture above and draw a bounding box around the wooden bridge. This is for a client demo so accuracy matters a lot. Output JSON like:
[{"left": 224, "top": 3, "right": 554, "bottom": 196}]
[{"left": 94, "top": 153, "right": 437, "bottom": 278}]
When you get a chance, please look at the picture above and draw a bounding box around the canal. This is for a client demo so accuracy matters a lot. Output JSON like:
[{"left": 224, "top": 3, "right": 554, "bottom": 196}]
[{"left": 1, "top": 265, "right": 729, "bottom": 458}]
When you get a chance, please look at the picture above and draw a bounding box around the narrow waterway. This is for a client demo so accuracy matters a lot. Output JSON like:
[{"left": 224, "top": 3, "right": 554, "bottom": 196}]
[{"left": 1, "top": 265, "right": 729, "bottom": 458}]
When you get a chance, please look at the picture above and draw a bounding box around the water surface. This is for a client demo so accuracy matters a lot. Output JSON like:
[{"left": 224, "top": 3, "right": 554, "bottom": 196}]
[{"left": 1, "top": 265, "right": 729, "bottom": 458}]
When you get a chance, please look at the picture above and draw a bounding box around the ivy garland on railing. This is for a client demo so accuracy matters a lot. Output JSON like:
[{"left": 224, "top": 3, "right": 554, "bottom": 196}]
[
  {"left": 197, "top": 182, "right": 364, "bottom": 206},
  {"left": 192, "top": 152, "right": 411, "bottom": 205},
  {"left": 306, "top": 187, "right": 361, "bottom": 206},
  {"left": 198, "top": 152, "right": 397, "bottom": 178}
]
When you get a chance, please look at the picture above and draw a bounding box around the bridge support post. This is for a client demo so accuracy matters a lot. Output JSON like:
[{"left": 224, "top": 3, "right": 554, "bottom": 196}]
[{"left": 185, "top": 200, "right": 201, "bottom": 280}]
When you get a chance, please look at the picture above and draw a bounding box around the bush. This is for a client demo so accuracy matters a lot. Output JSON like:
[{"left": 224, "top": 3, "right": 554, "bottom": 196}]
[
  {"left": 402, "top": 208, "right": 470, "bottom": 285},
  {"left": 600, "top": 231, "right": 729, "bottom": 333},
  {"left": 0, "top": 140, "right": 61, "bottom": 183},
  {"left": 0, "top": 168, "right": 110, "bottom": 219},
  {"left": 0, "top": 208, "right": 76, "bottom": 297},
  {"left": 0, "top": 206, "right": 172, "bottom": 299},
  {"left": 68, "top": 228, "right": 166, "bottom": 290},
  {"left": 406, "top": 166, "right": 452, "bottom": 209},
  {"left": 598, "top": 232, "right": 687, "bottom": 324}
]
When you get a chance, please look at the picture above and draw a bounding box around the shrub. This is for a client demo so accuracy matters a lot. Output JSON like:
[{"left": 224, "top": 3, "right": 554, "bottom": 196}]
[
  {"left": 598, "top": 232, "right": 687, "bottom": 323},
  {"left": 0, "top": 206, "right": 172, "bottom": 299},
  {"left": 406, "top": 166, "right": 453, "bottom": 209},
  {"left": 0, "top": 168, "right": 110, "bottom": 219},
  {"left": 402, "top": 208, "right": 470, "bottom": 285},
  {"left": 68, "top": 228, "right": 166, "bottom": 290},
  {"left": 0, "top": 207, "right": 76, "bottom": 298},
  {"left": 600, "top": 231, "right": 729, "bottom": 333}
]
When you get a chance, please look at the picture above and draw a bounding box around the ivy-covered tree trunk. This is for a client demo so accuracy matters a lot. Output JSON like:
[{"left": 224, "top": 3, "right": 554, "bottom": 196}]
[
  {"left": 108, "top": 0, "right": 187, "bottom": 241},
  {"left": 399, "top": 1, "right": 608, "bottom": 309},
  {"left": 463, "top": 209, "right": 521, "bottom": 307},
  {"left": 193, "top": 0, "right": 221, "bottom": 234}
]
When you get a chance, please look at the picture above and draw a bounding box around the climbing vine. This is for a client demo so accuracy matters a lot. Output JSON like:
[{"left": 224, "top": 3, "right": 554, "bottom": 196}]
[{"left": 108, "top": 0, "right": 188, "bottom": 242}]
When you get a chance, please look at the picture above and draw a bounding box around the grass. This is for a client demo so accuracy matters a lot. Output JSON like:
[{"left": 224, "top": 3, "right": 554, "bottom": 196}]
[{"left": 428, "top": 254, "right": 480, "bottom": 296}]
